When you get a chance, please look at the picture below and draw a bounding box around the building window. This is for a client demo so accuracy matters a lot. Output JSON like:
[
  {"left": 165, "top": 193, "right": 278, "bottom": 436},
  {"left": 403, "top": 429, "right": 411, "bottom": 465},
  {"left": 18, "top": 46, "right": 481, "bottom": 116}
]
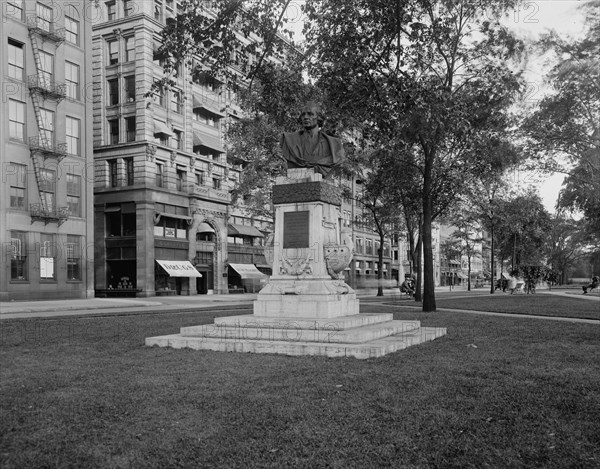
[
  {"left": 171, "top": 90, "right": 182, "bottom": 113},
  {"left": 154, "top": 0, "right": 163, "bottom": 21},
  {"left": 366, "top": 239, "right": 373, "bottom": 255},
  {"left": 65, "top": 61, "right": 80, "bottom": 99},
  {"left": 8, "top": 99, "right": 25, "bottom": 141},
  {"left": 39, "top": 108, "right": 54, "bottom": 146},
  {"left": 10, "top": 231, "right": 27, "bottom": 280},
  {"left": 66, "top": 116, "right": 80, "bottom": 155},
  {"left": 153, "top": 80, "right": 165, "bottom": 106},
  {"left": 124, "top": 0, "right": 134, "bottom": 16},
  {"left": 107, "top": 78, "right": 119, "bottom": 105},
  {"left": 39, "top": 168, "right": 56, "bottom": 211},
  {"left": 65, "top": 15, "right": 79, "bottom": 45},
  {"left": 106, "top": 1, "right": 116, "bottom": 20},
  {"left": 194, "top": 109, "right": 219, "bottom": 127},
  {"left": 66, "top": 235, "right": 81, "bottom": 280},
  {"left": 66, "top": 173, "right": 81, "bottom": 217},
  {"left": 108, "top": 159, "right": 118, "bottom": 187},
  {"left": 108, "top": 40, "right": 118, "bottom": 65},
  {"left": 106, "top": 202, "right": 136, "bottom": 237},
  {"left": 8, "top": 38, "right": 24, "bottom": 80},
  {"left": 176, "top": 168, "right": 186, "bottom": 191},
  {"left": 124, "top": 75, "right": 135, "bottom": 102},
  {"left": 38, "top": 50, "right": 53, "bottom": 89},
  {"left": 125, "top": 36, "right": 135, "bottom": 61},
  {"left": 156, "top": 162, "right": 164, "bottom": 187},
  {"left": 195, "top": 171, "right": 204, "bottom": 186},
  {"left": 125, "top": 157, "right": 134, "bottom": 186},
  {"left": 36, "top": 3, "right": 53, "bottom": 32},
  {"left": 9, "top": 163, "right": 27, "bottom": 209},
  {"left": 173, "top": 129, "right": 183, "bottom": 150},
  {"left": 40, "top": 233, "right": 56, "bottom": 280},
  {"left": 356, "top": 238, "right": 364, "bottom": 254},
  {"left": 125, "top": 116, "right": 136, "bottom": 142},
  {"left": 108, "top": 118, "right": 119, "bottom": 144},
  {"left": 212, "top": 178, "right": 221, "bottom": 190},
  {"left": 7, "top": 0, "right": 24, "bottom": 21}
]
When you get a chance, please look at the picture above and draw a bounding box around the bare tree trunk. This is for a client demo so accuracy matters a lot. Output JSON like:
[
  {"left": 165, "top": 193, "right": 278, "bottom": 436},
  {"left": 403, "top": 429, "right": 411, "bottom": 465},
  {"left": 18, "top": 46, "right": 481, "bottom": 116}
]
[
  {"left": 490, "top": 224, "right": 495, "bottom": 294},
  {"left": 377, "top": 236, "right": 384, "bottom": 296},
  {"left": 414, "top": 233, "right": 422, "bottom": 302}
]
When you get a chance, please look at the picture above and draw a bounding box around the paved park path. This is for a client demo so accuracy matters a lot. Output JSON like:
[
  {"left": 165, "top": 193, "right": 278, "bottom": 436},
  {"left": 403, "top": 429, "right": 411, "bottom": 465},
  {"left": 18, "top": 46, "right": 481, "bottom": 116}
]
[{"left": 1, "top": 288, "right": 597, "bottom": 322}]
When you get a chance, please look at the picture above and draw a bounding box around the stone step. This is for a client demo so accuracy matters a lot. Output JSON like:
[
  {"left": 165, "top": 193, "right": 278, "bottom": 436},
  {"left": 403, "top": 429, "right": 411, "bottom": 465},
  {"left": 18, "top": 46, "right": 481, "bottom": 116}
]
[
  {"left": 145, "top": 326, "right": 447, "bottom": 360},
  {"left": 181, "top": 319, "right": 421, "bottom": 344},
  {"left": 213, "top": 313, "right": 395, "bottom": 330}
]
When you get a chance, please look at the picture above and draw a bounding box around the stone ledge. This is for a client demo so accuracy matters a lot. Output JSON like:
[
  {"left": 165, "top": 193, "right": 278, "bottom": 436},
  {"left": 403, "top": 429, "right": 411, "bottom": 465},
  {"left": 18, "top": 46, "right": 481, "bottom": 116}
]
[{"left": 272, "top": 181, "right": 342, "bottom": 205}]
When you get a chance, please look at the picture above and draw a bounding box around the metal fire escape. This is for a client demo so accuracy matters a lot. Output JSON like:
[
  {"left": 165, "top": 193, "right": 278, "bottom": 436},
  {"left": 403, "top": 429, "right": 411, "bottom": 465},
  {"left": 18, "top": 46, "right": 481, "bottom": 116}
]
[{"left": 26, "top": 14, "right": 69, "bottom": 224}]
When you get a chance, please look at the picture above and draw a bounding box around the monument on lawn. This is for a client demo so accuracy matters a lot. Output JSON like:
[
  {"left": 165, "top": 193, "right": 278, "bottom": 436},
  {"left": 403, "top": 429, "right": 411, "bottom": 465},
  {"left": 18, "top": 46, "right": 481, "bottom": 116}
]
[{"left": 146, "top": 101, "right": 446, "bottom": 358}]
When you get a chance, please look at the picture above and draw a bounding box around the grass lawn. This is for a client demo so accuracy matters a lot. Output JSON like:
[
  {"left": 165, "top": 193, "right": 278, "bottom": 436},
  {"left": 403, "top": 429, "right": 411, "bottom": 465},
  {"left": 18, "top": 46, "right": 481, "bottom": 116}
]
[
  {"left": 432, "top": 293, "right": 600, "bottom": 320},
  {"left": 1, "top": 305, "right": 599, "bottom": 468}
]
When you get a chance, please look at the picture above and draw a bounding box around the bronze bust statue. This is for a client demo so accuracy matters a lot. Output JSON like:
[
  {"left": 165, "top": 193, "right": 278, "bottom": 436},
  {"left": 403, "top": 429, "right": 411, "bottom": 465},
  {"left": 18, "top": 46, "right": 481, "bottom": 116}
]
[{"left": 280, "top": 102, "right": 345, "bottom": 178}]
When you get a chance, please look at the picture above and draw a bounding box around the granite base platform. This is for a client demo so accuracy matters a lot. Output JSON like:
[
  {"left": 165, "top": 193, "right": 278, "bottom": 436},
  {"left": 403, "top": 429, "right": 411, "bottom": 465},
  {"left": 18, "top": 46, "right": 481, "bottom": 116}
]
[{"left": 145, "top": 312, "right": 447, "bottom": 359}]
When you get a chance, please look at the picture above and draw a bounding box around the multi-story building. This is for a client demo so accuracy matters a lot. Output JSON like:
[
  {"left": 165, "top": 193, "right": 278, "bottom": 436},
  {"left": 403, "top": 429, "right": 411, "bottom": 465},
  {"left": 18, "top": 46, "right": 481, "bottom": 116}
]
[
  {"left": 439, "top": 223, "right": 484, "bottom": 287},
  {"left": 92, "top": 0, "right": 269, "bottom": 297},
  {"left": 1, "top": 0, "right": 94, "bottom": 300}
]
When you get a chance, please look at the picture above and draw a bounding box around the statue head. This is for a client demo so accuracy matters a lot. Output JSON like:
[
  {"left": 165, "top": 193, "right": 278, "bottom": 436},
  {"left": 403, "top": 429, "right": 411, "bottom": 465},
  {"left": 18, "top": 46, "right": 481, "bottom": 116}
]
[{"left": 298, "top": 101, "right": 325, "bottom": 129}]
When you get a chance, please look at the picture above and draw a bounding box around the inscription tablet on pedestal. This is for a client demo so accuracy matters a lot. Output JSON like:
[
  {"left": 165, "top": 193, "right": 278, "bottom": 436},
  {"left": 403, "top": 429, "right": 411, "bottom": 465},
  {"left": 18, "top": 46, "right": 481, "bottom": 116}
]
[{"left": 283, "top": 211, "right": 309, "bottom": 248}]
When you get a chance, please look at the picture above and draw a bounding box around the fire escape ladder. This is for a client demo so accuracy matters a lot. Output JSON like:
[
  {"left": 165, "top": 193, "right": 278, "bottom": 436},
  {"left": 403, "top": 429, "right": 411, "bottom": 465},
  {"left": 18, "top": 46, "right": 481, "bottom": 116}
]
[{"left": 27, "top": 25, "right": 68, "bottom": 225}]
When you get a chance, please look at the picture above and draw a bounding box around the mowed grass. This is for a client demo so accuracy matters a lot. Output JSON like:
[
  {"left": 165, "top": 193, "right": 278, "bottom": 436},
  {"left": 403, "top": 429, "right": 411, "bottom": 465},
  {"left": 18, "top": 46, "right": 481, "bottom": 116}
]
[
  {"left": 1, "top": 305, "right": 599, "bottom": 469},
  {"left": 433, "top": 293, "right": 600, "bottom": 320}
]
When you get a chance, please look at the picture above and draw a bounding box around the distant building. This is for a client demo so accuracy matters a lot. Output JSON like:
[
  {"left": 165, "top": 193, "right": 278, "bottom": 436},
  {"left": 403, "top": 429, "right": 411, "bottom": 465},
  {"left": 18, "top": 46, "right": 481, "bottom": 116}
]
[
  {"left": 91, "top": 0, "right": 269, "bottom": 297},
  {"left": 1, "top": 0, "right": 94, "bottom": 300}
]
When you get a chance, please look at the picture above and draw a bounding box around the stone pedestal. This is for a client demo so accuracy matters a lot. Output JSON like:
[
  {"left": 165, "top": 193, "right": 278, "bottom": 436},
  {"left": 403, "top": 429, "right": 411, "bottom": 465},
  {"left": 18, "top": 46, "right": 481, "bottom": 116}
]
[{"left": 146, "top": 169, "right": 446, "bottom": 359}]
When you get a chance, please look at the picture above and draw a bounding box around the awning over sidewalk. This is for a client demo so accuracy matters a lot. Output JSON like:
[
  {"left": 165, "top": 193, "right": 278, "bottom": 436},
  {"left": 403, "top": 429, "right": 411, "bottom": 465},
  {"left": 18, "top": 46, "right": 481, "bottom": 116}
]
[
  {"left": 228, "top": 223, "right": 264, "bottom": 238},
  {"left": 456, "top": 272, "right": 468, "bottom": 279},
  {"left": 229, "top": 263, "right": 267, "bottom": 279},
  {"left": 156, "top": 260, "right": 202, "bottom": 277}
]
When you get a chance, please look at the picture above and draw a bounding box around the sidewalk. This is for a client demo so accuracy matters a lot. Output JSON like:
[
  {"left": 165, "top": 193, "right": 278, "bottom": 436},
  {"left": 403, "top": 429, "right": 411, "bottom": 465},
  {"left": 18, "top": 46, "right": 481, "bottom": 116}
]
[{"left": 0, "top": 289, "right": 390, "bottom": 319}]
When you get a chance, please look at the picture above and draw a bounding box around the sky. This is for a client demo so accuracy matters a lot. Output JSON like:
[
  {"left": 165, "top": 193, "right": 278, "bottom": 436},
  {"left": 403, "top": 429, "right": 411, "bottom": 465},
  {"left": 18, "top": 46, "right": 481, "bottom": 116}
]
[
  {"left": 285, "top": 0, "right": 591, "bottom": 213},
  {"left": 503, "top": 1, "right": 589, "bottom": 212}
]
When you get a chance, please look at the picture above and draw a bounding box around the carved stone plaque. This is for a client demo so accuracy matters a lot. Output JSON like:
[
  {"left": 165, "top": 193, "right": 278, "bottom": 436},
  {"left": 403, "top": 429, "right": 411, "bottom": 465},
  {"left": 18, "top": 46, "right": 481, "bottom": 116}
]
[{"left": 283, "top": 211, "right": 309, "bottom": 248}]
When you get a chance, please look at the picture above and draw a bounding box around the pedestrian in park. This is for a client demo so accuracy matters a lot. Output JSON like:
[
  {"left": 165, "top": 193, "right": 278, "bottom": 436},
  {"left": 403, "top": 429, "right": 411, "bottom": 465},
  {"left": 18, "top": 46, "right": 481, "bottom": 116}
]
[
  {"left": 400, "top": 277, "right": 415, "bottom": 297},
  {"left": 582, "top": 275, "right": 599, "bottom": 294}
]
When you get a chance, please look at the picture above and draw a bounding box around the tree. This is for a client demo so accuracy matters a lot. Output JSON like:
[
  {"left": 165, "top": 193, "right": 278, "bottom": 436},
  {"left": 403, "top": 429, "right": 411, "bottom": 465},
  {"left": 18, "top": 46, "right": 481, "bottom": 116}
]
[
  {"left": 544, "top": 214, "right": 594, "bottom": 284},
  {"left": 440, "top": 238, "right": 462, "bottom": 290},
  {"left": 462, "top": 137, "right": 522, "bottom": 293},
  {"left": 494, "top": 190, "right": 552, "bottom": 272},
  {"left": 348, "top": 149, "right": 402, "bottom": 296},
  {"left": 157, "top": 0, "right": 297, "bottom": 91},
  {"left": 303, "top": 0, "right": 524, "bottom": 311},
  {"left": 523, "top": 1, "right": 600, "bottom": 233},
  {"left": 451, "top": 218, "right": 483, "bottom": 291}
]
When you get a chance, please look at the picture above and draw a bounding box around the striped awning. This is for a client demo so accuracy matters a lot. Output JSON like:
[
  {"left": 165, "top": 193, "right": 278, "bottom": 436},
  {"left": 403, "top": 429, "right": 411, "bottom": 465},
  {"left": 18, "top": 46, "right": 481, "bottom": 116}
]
[{"left": 193, "top": 132, "right": 224, "bottom": 153}]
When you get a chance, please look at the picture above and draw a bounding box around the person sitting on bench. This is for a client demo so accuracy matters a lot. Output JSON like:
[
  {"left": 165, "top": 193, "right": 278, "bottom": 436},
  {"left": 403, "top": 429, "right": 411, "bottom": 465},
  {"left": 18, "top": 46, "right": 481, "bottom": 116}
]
[
  {"left": 582, "top": 276, "right": 599, "bottom": 294},
  {"left": 400, "top": 278, "right": 415, "bottom": 296}
]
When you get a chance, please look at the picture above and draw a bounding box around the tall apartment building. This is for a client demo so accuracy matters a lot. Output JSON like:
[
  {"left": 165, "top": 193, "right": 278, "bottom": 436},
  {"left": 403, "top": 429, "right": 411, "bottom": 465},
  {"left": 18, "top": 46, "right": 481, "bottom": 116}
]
[
  {"left": 92, "top": 0, "right": 270, "bottom": 297},
  {"left": 1, "top": 0, "right": 94, "bottom": 300}
]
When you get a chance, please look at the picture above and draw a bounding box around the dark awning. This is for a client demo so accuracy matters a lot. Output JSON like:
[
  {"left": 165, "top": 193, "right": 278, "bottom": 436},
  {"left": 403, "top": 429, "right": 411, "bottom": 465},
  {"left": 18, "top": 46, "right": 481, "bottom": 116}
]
[
  {"left": 228, "top": 223, "right": 264, "bottom": 238},
  {"left": 192, "top": 96, "right": 225, "bottom": 117},
  {"left": 154, "top": 212, "right": 192, "bottom": 225},
  {"left": 193, "top": 132, "right": 224, "bottom": 153},
  {"left": 229, "top": 263, "right": 267, "bottom": 279},
  {"left": 153, "top": 120, "right": 173, "bottom": 136}
]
